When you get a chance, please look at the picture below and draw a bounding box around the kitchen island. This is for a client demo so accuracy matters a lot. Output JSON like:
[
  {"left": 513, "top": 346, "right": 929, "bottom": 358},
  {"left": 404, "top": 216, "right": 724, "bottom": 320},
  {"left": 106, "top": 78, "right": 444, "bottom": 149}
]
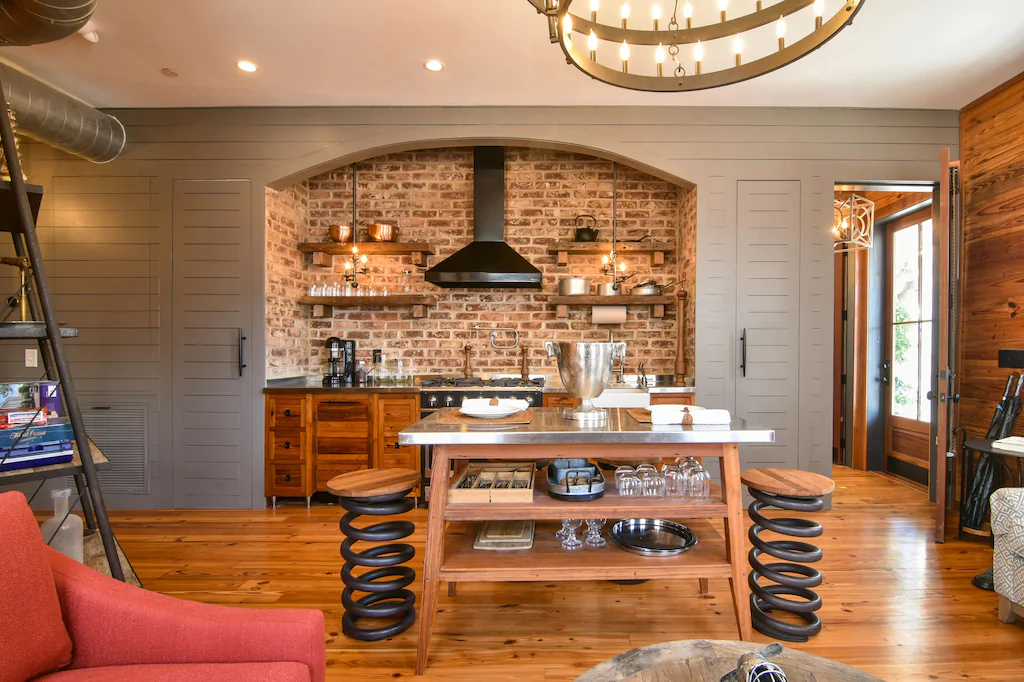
[{"left": 399, "top": 408, "right": 774, "bottom": 674}]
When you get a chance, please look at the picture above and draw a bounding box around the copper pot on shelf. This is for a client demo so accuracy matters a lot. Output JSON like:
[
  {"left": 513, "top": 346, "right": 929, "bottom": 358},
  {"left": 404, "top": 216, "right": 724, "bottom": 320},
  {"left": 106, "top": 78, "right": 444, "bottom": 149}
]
[
  {"left": 328, "top": 224, "right": 352, "bottom": 243},
  {"left": 366, "top": 223, "right": 399, "bottom": 242}
]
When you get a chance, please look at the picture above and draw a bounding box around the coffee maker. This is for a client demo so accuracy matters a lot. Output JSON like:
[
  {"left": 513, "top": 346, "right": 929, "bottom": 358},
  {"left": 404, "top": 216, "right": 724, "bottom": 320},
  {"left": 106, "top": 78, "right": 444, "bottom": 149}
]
[{"left": 323, "top": 337, "right": 356, "bottom": 387}]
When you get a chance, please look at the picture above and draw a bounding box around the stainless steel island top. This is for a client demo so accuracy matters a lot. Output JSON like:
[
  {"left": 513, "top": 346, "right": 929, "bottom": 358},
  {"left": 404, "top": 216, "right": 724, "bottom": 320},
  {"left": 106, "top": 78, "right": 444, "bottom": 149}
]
[{"left": 398, "top": 408, "right": 774, "bottom": 446}]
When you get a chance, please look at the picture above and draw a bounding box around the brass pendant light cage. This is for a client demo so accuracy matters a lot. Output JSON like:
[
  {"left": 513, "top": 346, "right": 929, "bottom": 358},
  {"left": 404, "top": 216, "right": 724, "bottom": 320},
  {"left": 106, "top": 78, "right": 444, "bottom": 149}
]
[
  {"left": 528, "top": 0, "right": 865, "bottom": 93},
  {"left": 833, "top": 192, "right": 874, "bottom": 253}
]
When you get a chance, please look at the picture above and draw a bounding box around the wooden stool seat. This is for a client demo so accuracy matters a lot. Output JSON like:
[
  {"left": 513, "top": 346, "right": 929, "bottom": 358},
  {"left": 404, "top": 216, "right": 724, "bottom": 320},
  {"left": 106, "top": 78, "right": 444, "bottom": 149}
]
[
  {"left": 327, "top": 468, "right": 420, "bottom": 498},
  {"left": 741, "top": 468, "right": 835, "bottom": 498}
]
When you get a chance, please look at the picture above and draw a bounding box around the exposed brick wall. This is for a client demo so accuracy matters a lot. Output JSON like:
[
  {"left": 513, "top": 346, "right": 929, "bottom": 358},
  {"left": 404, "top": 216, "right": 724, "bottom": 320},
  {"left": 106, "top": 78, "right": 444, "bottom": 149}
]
[
  {"left": 267, "top": 147, "right": 695, "bottom": 378},
  {"left": 265, "top": 184, "right": 310, "bottom": 379}
]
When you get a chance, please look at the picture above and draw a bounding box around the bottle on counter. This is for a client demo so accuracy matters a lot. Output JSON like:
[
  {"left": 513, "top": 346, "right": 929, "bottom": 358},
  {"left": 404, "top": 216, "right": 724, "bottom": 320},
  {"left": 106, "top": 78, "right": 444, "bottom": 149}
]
[
  {"left": 378, "top": 353, "right": 392, "bottom": 386},
  {"left": 356, "top": 360, "right": 367, "bottom": 384},
  {"left": 371, "top": 349, "right": 382, "bottom": 384}
]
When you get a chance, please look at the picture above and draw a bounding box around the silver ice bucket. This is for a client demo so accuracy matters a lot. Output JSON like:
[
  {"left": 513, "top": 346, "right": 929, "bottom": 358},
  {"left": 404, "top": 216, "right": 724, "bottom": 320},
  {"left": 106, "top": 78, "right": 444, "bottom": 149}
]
[{"left": 545, "top": 341, "right": 626, "bottom": 422}]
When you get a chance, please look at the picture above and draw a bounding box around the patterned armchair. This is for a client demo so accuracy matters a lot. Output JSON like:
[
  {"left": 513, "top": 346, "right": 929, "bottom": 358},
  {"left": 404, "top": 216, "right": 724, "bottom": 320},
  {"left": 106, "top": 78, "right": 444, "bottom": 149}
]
[{"left": 991, "top": 487, "right": 1024, "bottom": 624}]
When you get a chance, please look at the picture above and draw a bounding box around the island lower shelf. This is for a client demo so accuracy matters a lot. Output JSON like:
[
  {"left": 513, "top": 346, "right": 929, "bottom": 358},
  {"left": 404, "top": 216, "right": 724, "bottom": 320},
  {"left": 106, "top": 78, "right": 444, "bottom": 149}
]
[
  {"left": 438, "top": 519, "right": 730, "bottom": 582},
  {"left": 444, "top": 474, "right": 726, "bottom": 521}
]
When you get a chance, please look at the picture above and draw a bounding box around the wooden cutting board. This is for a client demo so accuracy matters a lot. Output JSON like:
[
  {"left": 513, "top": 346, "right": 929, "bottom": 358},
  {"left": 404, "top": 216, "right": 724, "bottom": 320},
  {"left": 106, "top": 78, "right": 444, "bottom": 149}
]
[{"left": 436, "top": 408, "right": 534, "bottom": 425}]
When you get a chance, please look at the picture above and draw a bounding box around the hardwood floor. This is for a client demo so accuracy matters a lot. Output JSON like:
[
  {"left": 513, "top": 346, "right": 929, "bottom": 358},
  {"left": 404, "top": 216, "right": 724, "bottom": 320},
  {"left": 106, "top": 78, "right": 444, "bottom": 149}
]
[{"left": 108, "top": 466, "right": 1022, "bottom": 681}]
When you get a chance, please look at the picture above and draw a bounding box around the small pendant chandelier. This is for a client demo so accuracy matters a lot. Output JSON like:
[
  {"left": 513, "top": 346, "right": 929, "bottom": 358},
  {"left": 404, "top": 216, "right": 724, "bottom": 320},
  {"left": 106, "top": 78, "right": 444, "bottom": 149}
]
[
  {"left": 529, "top": 0, "right": 865, "bottom": 93},
  {"left": 833, "top": 192, "right": 874, "bottom": 253}
]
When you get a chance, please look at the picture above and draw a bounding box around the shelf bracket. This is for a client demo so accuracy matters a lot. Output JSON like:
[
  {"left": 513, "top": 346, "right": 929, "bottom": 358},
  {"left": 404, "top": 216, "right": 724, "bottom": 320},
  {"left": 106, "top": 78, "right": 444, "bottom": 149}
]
[
  {"left": 412, "top": 305, "right": 428, "bottom": 319},
  {"left": 555, "top": 250, "right": 569, "bottom": 267},
  {"left": 652, "top": 251, "right": 666, "bottom": 267},
  {"left": 312, "top": 304, "right": 334, "bottom": 318},
  {"left": 556, "top": 304, "right": 569, "bottom": 319},
  {"left": 311, "top": 251, "right": 334, "bottom": 268}
]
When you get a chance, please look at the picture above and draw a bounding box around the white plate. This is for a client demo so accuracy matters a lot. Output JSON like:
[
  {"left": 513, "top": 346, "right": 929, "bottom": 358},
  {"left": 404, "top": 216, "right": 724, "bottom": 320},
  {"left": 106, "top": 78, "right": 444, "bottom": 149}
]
[{"left": 459, "top": 398, "right": 529, "bottom": 419}]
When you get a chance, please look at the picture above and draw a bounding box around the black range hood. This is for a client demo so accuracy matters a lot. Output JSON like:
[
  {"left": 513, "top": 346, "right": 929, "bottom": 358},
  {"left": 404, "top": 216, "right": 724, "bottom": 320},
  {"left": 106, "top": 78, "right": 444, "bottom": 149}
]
[{"left": 424, "top": 146, "right": 542, "bottom": 289}]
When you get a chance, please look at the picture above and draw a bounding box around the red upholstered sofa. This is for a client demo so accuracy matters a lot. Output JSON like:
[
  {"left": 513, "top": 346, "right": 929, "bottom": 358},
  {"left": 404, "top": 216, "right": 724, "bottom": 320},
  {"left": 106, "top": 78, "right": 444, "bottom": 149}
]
[{"left": 0, "top": 491, "right": 326, "bottom": 682}]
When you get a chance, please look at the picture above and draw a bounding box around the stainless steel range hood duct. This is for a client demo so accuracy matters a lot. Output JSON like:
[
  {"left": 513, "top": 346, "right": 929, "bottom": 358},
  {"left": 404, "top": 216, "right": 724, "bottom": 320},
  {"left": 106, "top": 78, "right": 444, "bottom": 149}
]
[
  {"left": 425, "top": 146, "right": 542, "bottom": 289},
  {"left": 0, "top": 0, "right": 126, "bottom": 163}
]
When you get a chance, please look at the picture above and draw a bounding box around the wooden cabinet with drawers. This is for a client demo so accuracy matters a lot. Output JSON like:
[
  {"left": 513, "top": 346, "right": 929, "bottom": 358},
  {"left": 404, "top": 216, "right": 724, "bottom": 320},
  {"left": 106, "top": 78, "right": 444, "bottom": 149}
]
[
  {"left": 543, "top": 392, "right": 580, "bottom": 409},
  {"left": 264, "top": 390, "right": 421, "bottom": 505},
  {"left": 649, "top": 393, "right": 696, "bottom": 406}
]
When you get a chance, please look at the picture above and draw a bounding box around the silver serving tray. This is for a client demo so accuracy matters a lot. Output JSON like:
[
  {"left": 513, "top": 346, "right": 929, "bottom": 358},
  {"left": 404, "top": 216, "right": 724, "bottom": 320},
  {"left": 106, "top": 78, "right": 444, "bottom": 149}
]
[{"left": 608, "top": 519, "right": 698, "bottom": 556}]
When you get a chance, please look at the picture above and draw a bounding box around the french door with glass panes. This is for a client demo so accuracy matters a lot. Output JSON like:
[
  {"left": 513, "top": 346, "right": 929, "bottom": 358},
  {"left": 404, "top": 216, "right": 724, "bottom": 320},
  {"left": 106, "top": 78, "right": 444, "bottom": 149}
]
[{"left": 883, "top": 208, "right": 934, "bottom": 484}]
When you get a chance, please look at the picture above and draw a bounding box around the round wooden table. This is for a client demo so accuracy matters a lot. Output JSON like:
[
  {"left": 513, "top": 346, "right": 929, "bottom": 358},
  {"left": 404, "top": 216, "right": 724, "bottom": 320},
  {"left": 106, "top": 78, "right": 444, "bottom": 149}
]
[{"left": 574, "top": 640, "right": 882, "bottom": 682}]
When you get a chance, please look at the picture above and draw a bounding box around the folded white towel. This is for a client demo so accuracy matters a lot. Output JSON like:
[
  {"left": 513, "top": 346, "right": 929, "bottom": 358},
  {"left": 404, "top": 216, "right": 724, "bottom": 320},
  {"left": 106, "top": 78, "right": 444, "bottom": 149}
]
[
  {"left": 688, "top": 409, "right": 732, "bottom": 425},
  {"left": 648, "top": 405, "right": 732, "bottom": 425}
]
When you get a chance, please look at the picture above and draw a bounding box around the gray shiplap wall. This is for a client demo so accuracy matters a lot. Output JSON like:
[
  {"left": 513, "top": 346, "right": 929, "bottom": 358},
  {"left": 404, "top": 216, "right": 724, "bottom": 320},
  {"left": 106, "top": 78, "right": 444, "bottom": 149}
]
[{"left": 6, "top": 106, "right": 958, "bottom": 508}]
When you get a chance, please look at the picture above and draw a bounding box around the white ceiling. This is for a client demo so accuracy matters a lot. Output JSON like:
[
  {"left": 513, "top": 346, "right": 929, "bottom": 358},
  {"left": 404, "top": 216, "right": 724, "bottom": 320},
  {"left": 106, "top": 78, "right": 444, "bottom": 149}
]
[{"left": 0, "top": 0, "right": 1021, "bottom": 110}]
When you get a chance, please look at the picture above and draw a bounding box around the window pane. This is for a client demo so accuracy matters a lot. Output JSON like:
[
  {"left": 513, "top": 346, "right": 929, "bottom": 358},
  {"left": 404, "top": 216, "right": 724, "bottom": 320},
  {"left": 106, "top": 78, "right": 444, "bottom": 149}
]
[
  {"left": 892, "top": 322, "right": 920, "bottom": 419},
  {"left": 918, "top": 321, "right": 933, "bottom": 422},
  {"left": 920, "top": 219, "right": 933, "bottom": 322},
  {"left": 892, "top": 226, "right": 920, "bottom": 322}
]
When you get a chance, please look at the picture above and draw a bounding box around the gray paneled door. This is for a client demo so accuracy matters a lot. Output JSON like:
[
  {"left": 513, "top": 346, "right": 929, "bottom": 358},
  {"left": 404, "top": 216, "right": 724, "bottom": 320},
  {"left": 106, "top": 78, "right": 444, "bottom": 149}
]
[
  {"left": 172, "top": 180, "right": 252, "bottom": 508},
  {"left": 736, "top": 181, "right": 801, "bottom": 471}
]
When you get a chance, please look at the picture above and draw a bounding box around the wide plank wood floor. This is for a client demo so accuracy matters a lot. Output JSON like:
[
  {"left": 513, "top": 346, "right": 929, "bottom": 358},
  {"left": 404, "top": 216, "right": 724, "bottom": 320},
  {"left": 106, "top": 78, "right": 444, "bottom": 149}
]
[{"left": 108, "top": 466, "right": 1023, "bottom": 681}]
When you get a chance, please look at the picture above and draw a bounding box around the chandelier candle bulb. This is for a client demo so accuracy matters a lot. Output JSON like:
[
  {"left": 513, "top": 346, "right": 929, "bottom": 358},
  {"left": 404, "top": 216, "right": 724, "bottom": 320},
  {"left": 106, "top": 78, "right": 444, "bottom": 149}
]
[
  {"left": 757, "top": 0, "right": 762, "bottom": 9},
  {"left": 776, "top": 17, "right": 786, "bottom": 50},
  {"left": 590, "top": 0, "right": 599, "bottom": 23},
  {"left": 814, "top": 0, "right": 825, "bottom": 28},
  {"left": 620, "top": 2, "right": 629, "bottom": 29},
  {"left": 588, "top": 29, "right": 598, "bottom": 59},
  {"left": 655, "top": 43, "right": 665, "bottom": 77},
  {"left": 652, "top": 3, "right": 660, "bottom": 30},
  {"left": 619, "top": 40, "right": 630, "bottom": 72},
  {"left": 683, "top": 1, "right": 693, "bottom": 28},
  {"left": 694, "top": 40, "right": 704, "bottom": 74},
  {"left": 733, "top": 36, "right": 743, "bottom": 66},
  {"left": 719, "top": 0, "right": 728, "bottom": 22}
]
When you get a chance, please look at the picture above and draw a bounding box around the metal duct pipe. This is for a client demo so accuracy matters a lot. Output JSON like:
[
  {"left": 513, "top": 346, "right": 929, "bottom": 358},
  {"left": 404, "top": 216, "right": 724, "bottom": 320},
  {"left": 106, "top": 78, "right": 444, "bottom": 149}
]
[
  {"left": 0, "top": 0, "right": 125, "bottom": 162},
  {"left": 0, "top": 0, "right": 97, "bottom": 46},
  {"left": 0, "top": 64, "right": 125, "bottom": 162}
]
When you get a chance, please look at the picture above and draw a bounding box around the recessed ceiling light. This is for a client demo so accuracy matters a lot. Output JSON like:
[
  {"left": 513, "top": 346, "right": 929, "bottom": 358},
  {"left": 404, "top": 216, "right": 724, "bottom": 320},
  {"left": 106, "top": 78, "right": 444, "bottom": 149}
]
[
  {"left": 237, "top": 60, "right": 258, "bottom": 73},
  {"left": 424, "top": 59, "right": 445, "bottom": 72}
]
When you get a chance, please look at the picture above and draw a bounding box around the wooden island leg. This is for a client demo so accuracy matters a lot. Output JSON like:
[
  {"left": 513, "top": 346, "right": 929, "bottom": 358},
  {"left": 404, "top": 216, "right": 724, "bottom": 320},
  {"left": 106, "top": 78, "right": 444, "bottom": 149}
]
[
  {"left": 416, "top": 446, "right": 452, "bottom": 675},
  {"left": 721, "top": 443, "right": 752, "bottom": 640}
]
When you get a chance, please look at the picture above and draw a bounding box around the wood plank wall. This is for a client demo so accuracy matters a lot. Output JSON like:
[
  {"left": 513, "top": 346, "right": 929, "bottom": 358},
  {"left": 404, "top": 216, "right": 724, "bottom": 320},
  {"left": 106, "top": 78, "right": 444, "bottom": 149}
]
[
  {"left": 959, "top": 72, "right": 1024, "bottom": 439},
  {"left": 3, "top": 106, "right": 958, "bottom": 508}
]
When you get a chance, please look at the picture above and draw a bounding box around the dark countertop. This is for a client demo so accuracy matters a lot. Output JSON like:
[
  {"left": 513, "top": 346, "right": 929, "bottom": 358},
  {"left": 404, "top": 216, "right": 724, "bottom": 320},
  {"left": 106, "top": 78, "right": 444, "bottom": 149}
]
[
  {"left": 264, "top": 374, "right": 696, "bottom": 395},
  {"left": 263, "top": 375, "right": 423, "bottom": 394}
]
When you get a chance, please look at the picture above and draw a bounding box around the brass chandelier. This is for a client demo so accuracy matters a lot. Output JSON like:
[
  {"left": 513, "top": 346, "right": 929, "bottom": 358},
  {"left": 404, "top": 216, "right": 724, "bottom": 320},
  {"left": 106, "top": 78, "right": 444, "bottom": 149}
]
[{"left": 528, "top": 0, "right": 865, "bottom": 92}]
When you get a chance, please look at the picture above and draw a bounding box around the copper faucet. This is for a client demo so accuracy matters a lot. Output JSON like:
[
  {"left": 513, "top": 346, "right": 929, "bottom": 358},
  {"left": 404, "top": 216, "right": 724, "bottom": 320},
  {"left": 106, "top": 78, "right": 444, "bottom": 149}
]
[{"left": 463, "top": 344, "right": 474, "bottom": 379}]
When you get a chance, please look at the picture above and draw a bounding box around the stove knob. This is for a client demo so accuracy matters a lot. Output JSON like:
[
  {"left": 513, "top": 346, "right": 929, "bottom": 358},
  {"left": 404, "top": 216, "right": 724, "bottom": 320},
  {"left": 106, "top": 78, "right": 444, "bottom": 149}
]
[
  {"left": 525, "top": 395, "right": 535, "bottom": 405},
  {"left": 508, "top": 394, "right": 519, "bottom": 401},
  {"left": 445, "top": 395, "right": 454, "bottom": 407},
  {"left": 428, "top": 395, "right": 438, "bottom": 407}
]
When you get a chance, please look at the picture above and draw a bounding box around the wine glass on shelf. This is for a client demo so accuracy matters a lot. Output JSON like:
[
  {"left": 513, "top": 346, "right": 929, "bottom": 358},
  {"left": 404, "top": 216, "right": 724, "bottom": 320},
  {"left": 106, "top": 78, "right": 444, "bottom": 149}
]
[
  {"left": 561, "top": 519, "right": 583, "bottom": 550},
  {"left": 585, "top": 519, "right": 607, "bottom": 548}
]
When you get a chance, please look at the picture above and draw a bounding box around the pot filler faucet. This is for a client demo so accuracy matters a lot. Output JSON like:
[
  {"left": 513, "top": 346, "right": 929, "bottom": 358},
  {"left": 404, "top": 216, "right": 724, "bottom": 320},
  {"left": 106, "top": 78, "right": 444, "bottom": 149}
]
[{"left": 470, "top": 325, "right": 520, "bottom": 350}]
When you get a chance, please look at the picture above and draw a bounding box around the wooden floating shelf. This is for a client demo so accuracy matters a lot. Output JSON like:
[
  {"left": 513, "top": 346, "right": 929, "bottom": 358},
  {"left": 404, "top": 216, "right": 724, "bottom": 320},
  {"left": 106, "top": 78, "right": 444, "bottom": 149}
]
[
  {"left": 298, "top": 241, "right": 435, "bottom": 268},
  {"left": 547, "top": 241, "right": 673, "bottom": 267},
  {"left": 299, "top": 294, "right": 436, "bottom": 319},
  {"left": 445, "top": 474, "right": 726, "bottom": 522},
  {"left": 549, "top": 294, "right": 675, "bottom": 319},
  {"left": 439, "top": 519, "right": 729, "bottom": 583}
]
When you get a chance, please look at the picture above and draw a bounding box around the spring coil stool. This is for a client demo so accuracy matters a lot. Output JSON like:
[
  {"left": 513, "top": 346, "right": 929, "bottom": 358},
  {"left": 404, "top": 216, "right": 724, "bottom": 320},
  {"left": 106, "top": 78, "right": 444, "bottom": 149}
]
[
  {"left": 740, "top": 468, "right": 835, "bottom": 643},
  {"left": 328, "top": 469, "right": 421, "bottom": 642}
]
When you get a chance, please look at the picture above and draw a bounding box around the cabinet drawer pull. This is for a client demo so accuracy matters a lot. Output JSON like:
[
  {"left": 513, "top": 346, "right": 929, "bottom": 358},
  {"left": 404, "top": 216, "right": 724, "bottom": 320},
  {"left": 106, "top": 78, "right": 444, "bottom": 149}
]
[
  {"left": 283, "top": 409, "right": 292, "bottom": 417},
  {"left": 284, "top": 474, "right": 292, "bottom": 482},
  {"left": 392, "top": 442, "right": 401, "bottom": 449},
  {"left": 283, "top": 441, "right": 291, "bottom": 449}
]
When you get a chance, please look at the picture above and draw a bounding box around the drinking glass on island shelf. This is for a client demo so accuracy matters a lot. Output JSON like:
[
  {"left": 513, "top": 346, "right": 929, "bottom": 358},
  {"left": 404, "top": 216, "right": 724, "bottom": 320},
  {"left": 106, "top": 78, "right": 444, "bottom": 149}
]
[
  {"left": 614, "top": 465, "right": 635, "bottom": 491},
  {"left": 585, "top": 519, "right": 607, "bottom": 548},
  {"left": 640, "top": 471, "right": 666, "bottom": 499},
  {"left": 693, "top": 465, "right": 711, "bottom": 500},
  {"left": 401, "top": 270, "right": 412, "bottom": 293},
  {"left": 663, "top": 463, "right": 686, "bottom": 498},
  {"left": 560, "top": 519, "right": 584, "bottom": 551},
  {"left": 618, "top": 471, "right": 642, "bottom": 497},
  {"left": 635, "top": 463, "right": 658, "bottom": 477}
]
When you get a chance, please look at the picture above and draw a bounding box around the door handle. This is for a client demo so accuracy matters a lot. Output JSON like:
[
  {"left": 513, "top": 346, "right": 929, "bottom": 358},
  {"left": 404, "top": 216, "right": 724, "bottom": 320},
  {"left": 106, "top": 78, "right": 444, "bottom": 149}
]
[
  {"left": 283, "top": 441, "right": 291, "bottom": 449},
  {"left": 882, "top": 361, "right": 891, "bottom": 386},
  {"left": 238, "top": 328, "right": 247, "bottom": 377},
  {"left": 740, "top": 329, "right": 747, "bottom": 378}
]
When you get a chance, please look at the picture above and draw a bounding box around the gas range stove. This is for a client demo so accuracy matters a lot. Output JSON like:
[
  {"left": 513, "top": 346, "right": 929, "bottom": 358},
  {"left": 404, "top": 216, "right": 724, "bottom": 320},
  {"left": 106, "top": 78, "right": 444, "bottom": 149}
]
[{"left": 419, "top": 376, "right": 545, "bottom": 411}]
